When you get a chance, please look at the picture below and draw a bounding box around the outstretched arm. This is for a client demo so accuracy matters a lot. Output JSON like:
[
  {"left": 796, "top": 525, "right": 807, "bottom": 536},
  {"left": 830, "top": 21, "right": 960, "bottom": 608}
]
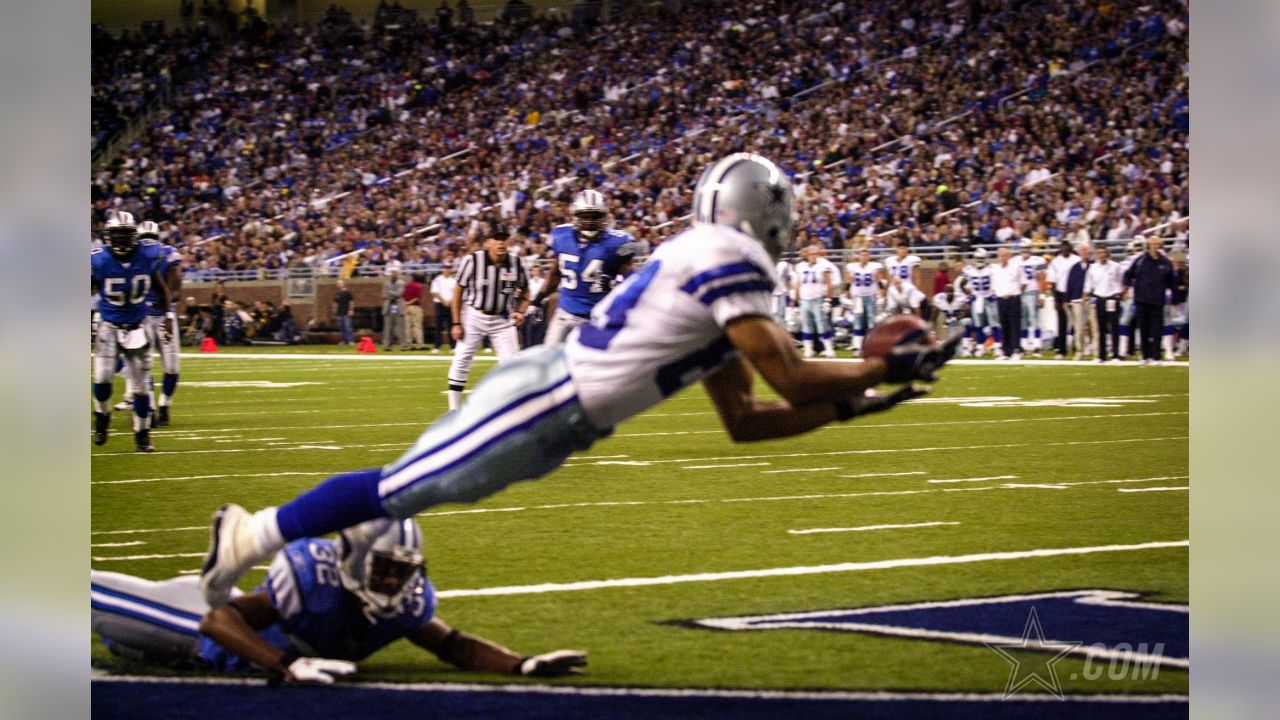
[
  {"left": 408, "top": 617, "right": 586, "bottom": 676},
  {"left": 723, "top": 315, "right": 887, "bottom": 407}
]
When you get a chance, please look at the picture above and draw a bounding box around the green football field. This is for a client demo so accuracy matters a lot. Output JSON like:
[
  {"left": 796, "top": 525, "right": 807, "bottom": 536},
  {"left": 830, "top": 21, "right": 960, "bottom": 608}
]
[{"left": 91, "top": 349, "right": 1188, "bottom": 698}]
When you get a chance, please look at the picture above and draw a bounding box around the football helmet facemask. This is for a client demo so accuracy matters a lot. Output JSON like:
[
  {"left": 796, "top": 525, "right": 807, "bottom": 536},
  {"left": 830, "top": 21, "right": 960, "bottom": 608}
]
[
  {"left": 692, "top": 153, "right": 797, "bottom": 261},
  {"left": 105, "top": 212, "right": 138, "bottom": 259},
  {"left": 338, "top": 518, "right": 425, "bottom": 621},
  {"left": 571, "top": 189, "right": 608, "bottom": 240}
]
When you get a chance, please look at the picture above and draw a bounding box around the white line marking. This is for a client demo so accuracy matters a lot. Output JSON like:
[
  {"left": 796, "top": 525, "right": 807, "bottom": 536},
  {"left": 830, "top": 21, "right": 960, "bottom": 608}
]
[
  {"left": 1002, "top": 483, "right": 1070, "bottom": 490},
  {"left": 93, "top": 471, "right": 331, "bottom": 486},
  {"left": 90, "top": 541, "right": 146, "bottom": 548},
  {"left": 92, "top": 552, "right": 207, "bottom": 562},
  {"left": 788, "top": 522, "right": 959, "bottom": 535},
  {"left": 178, "top": 352, "right": 500, "bottom": 362},
  {"left": 926, "top": 475, "right": 1019, "bottom": 484},
  {"left": 836, "top": 471, "right": 930, "bottom": 479},
  {"left": 760, "top": 467, "right": 840, "bottom": 474},
  {"left": 615, "top": 411, "right": 1188, "bottom": 438},
  {"left": 1118, "top": 486, "right": 1189, "bottom": 493},
  {"left": 682, "top": 462, "right": 771, "bottom": 470},
  {"left": 91, "top": 476, "right": 1190, "bottom": 535},
  {"left": 176, "top": 565, "right": 269, "bottom": 575},
  {"left": 435, "top": 540, "right": 1189, "bottom": 598},
  {"left": 88, "top": 673, "right": 1189, "bottom": 704}
]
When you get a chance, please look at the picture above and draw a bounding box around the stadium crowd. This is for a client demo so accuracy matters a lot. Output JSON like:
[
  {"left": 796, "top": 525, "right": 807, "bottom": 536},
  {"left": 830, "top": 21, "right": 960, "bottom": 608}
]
[{"left": 91, "top": 0, "right": 1188, "bottom": 280}]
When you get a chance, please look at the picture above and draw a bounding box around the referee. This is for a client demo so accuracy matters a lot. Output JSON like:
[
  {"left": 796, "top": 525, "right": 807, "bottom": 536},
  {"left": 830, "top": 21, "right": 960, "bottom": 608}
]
[{"left": 446, "top": 228, "right": 530, "bottom": 410}]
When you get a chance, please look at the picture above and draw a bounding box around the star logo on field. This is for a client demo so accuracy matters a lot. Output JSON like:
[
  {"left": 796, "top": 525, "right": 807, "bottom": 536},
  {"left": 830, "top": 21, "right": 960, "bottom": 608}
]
[{"left": 985, "top": 606, "right": 1081, "bottom": 699}]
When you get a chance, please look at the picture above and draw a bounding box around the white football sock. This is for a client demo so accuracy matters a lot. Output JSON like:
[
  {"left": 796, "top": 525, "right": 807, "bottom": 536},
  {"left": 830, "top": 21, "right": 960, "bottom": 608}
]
[
  {"left": 447, "top": 389, "right": 463, "bottom": 411},
  {"left": 250, "top": 507, "right": 286, "bottom": 557}
]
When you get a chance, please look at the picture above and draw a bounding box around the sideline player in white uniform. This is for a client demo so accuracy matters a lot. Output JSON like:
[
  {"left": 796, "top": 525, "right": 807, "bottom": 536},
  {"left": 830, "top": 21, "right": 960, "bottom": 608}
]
[
  {"left": 532, "top": 190, "right": 640, "bottom": 346},
  {"left": 772, "top": 258, "right": 793, "bottom": 326},
  {"left": 446, "top": 227, "right": 530, "bottom": 410},
  {"left": 792, "top": 244, "right": 839, "bottom": 358},
  {"left": 958, "top": 248, "right": 1001, "bottom": 357},
  {"left": 885, "top": 276, "right": 926, "bottom": 315},
  {"left": 884, "top": 242, "right": 922, "bottom": 289},
  {"left": 932, "top": 285, "right": 968, "bottom": 339},
  {"left": 844, "top": 249, "right": 884, "bottom": 355},
  {"left": 200, "top": 154, "right": 962, "bottom": 606},
  {"left": 1016, "top": 238, "right": 1046, "bottom": 353}
]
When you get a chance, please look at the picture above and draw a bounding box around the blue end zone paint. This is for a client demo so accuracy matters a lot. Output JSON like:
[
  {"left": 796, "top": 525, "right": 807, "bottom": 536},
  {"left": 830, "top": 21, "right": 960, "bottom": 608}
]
[{"left": 91, "top": 680, "right": 1188, "bottom": 720}]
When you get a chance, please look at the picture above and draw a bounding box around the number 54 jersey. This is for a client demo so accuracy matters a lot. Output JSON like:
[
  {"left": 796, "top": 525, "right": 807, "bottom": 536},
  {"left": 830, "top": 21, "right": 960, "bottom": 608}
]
[
  {"left": 564, "top": 223, "right": 776, "bottom": 429},
  {"left": 549, "top": 224, "right": 641, "bottom": 316}
]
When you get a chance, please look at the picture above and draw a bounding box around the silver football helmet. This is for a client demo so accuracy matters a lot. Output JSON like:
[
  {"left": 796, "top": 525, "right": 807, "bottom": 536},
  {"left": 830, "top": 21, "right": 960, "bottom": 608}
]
[
  {"left": 338, "top": 518, "right": 425, "bottom": 621},
  {"left": 692, "top": 153, "right": 796, "bottom": 261},
  {"left": 104, "top": 211, "right": 138, "bottom": 259},
  {"left": 973, "top": 247, "right": 989, "bottom": 267},
  {"left": 571, "top": 189, "right": 608, "bottom": 239},
  {"left": 137, "top": 220, "right": 160, "bottom": 240}
]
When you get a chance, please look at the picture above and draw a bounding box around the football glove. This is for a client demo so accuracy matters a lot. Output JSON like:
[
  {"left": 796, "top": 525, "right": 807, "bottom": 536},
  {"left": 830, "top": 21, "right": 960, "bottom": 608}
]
[
  {"left": 518, "top": 650, "right": 588, "bottom": 677},
  {"left": 835, "top": 385, "right": 930, "bottom": 421},
  {"left": 284, "top": 657, "right": 357, "bottom": 685},
  {"left": 883, "top": 329, "right": 963, "bottom": 383}
]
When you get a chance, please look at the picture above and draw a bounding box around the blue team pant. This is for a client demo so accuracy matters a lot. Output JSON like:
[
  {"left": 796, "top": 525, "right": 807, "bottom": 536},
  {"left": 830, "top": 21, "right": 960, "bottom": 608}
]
[
  {"left": 797, "top": 298, "right": 832, "bottom": 342},
  {"left": 849, "top": 295, "right": 877, "bottom": 336}
]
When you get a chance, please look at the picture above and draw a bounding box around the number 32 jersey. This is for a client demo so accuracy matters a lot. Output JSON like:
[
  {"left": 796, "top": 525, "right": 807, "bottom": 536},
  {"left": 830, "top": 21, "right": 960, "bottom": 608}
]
[
  {"left": 549, "top": 224, "right": 640, "bottom": 316},
  {"left": 91, "top": 243, "right": 166, "bottom": 326},
  {"left": 564, "top": 223, "right": 775, "bottom": 429},
  {"left": 198, "top": 538, "right": 436, "bottom": 670}
]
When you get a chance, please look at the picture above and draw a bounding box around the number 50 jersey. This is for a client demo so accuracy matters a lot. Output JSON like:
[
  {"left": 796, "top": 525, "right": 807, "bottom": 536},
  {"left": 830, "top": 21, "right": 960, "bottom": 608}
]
[
  {"left": 91, "top": 243, "right": 166, "bottom": 326},
  {"left": 549, "top": 224, "right": 640, "bottom": 316},
  {"left": 564, "top": 223, "right": 775, "bottom": 429}
]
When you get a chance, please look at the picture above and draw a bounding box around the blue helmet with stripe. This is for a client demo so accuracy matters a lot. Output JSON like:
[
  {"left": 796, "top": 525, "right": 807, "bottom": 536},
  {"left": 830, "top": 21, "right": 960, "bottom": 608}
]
[
  {"left": 692, "top": 153, "right": 797, "bottom": 261},
  {"left": 338, "top": 518, "right": 425, "bottom": 620}
]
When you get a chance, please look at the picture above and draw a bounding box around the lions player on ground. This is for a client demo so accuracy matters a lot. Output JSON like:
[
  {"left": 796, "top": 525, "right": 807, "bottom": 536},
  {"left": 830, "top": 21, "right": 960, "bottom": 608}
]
[
  {"left": 1017, "top": 238, "right": 1046, "bottom": 353},
  {"left": 792, "top": 244, "right": 839, "bottom": 358},
  {"left": 532, "top": 190, "right": 640, "bottom": 346},
  {"left": 91, "top": 212, "right": 169, "bottom": 452},
  {"left": 844, "top": 248, "right": 884, "bottom": 355},
  {"left": 92, "top": 518, "right": 585, "bottom": 681},
  {"left": 200, "top": 154, "right": 961, "bottom": 606}
]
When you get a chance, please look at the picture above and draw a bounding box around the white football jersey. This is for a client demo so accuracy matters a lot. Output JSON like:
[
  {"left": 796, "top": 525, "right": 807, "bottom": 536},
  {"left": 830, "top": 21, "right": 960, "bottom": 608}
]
[
  {"left": 933, "top": 292, "right": 966, "bottom": 317},
  {"left": 773, "top": 260, "right": 793, "bottom": 297},
  {"left": 845, "top": 261, "right": 884, "bottom": 297},
  {"left": 1019, "top": 254, "right": 1046, "bottom": 291},
  {"left": 962, "top": 264, "right": 995, "bottom": 297},
  {"left": 794, "top": 258, "right": 838, "bottom": 300},
  {"left": 564, "top": 223, "right": 774, "bottom": 429},
  {"left": 884, "top": 254, "right": 922, "bottom": 286}
]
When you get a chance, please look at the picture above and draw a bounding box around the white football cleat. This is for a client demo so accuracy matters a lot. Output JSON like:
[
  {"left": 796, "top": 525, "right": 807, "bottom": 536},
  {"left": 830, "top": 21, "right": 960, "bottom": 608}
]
[
  {"left": 200, "top": 504, "right": 260, "bottom": 606},
  {"left": 113, "top": 399, "right": 132, "bottom": 411}
]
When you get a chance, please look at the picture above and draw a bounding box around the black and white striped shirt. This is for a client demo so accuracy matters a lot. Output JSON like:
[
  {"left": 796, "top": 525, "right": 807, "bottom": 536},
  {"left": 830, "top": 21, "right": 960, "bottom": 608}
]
[{"left": 456, "top": 250, "right": 529, "bottom": 315}]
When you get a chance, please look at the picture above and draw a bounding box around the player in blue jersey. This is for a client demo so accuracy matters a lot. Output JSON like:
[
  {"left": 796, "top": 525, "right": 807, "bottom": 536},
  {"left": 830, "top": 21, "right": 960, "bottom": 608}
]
[
  {"left": 531, "top": 189, "right": 641, "bottom": 346},
  {"left": 115, "top": 221, "right": 184, "bottom": 425},
  {"left": 90, "top": 211, "right": 170, "bottom": 452},
  {"left": 91, "top": 518, "right": 586, "bottom": 682}
]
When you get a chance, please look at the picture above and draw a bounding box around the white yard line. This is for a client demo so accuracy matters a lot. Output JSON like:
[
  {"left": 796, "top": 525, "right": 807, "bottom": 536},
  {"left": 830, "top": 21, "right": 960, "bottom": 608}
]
[
  {"left": 760, "top": 467, "right": 841, "bottom": 474},
  {"left": 93, "top": 471, "right": 333, "bottom": 486},
  {"left": 90, "top": 541, "right": 146, "bottom": 548},
  {"left": 1118, "top": 486, "right": 1189, "bottom": 493},
  {"left": 434, "top": 540, "right": 1189, "bottom": 598},
  {"left": 836, "top": 471, "right": 930, "bottom": 479},
  {"left": 92, "top": 552, "right": 207, "bottom": 562},
  {"left": 788, "top": 522, "right": 960, "bottom": 535},
  {"left": 926, "top": 475, "right": 1019, "bottom": 484},
  {"left": 614, "top": 411, "right": 1187, "bottom": 438},
  {"left": 87, "top": 673, "right": 1188, "bottom": 704},
  {"left": 681, "top": 462, "right": 771, "bottom": 470},
  {"left": 90, "top": 475, "right": 1189, "bottom": 535}
]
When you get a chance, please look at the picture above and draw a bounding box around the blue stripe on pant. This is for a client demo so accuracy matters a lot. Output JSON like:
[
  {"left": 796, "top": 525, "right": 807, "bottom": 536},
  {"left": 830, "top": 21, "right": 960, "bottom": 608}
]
[{"left": 377, "top": 345, "right": 610, "bottom": 518}]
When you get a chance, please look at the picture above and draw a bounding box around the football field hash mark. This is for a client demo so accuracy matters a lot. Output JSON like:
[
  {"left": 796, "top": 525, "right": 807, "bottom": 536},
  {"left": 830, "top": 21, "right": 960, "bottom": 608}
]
[
  {"left": 788, "top": 522, "right": 960, "bottom": 535},
  {"left": 682, "top": 462, "right": 771, "bottom": 470},
  {"left": 1118, "top": 487, "right": 1189, "bottom": 493},
  {"left": 926, "top": 475, "right": 1019, "bottom": 484}
]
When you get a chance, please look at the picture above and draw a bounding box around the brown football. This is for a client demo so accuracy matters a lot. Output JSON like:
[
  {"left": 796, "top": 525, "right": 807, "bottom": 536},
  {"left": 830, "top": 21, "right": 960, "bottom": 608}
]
[{"left": 862, "top": 315, "right": 933, "bottom": 359}]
